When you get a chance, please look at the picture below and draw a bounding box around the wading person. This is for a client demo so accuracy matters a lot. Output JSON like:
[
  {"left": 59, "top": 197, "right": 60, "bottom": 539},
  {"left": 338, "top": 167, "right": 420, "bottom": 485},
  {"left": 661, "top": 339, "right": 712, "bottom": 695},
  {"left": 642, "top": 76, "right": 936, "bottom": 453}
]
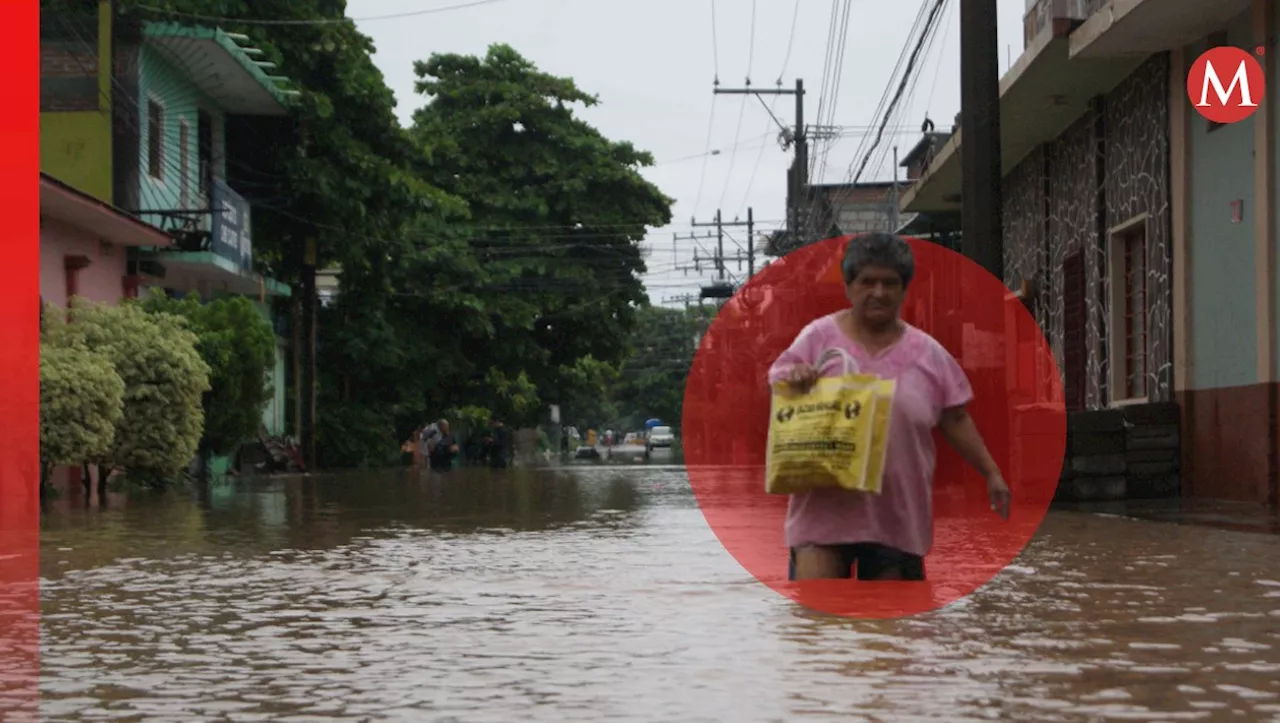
[
  {"left": 485, "top": 416, "right": 512, "bottom": 468},
  {"left": 768, "top": 233, "right": 1011, "bottom": 582},
  {"left": 426, "top": 419, "right": 459, "bottom": 472},
  {"left": 419, "top": 421, "right": 442, "bottom": 465}
]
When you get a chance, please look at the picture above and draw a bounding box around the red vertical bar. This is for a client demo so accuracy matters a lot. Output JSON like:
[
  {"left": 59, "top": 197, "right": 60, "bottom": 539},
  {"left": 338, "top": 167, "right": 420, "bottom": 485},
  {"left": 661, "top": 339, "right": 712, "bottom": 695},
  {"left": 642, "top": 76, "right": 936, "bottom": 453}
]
[{"left": 0, "top": 0, "right": 42, "bottom": 718}]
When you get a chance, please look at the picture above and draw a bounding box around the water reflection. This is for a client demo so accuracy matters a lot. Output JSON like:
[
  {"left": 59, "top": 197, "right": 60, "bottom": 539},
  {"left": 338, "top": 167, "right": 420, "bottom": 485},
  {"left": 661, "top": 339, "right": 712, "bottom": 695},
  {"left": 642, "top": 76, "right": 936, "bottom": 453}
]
[{"left": 38, "top": 466, "right": 1280, "bottom": 721}]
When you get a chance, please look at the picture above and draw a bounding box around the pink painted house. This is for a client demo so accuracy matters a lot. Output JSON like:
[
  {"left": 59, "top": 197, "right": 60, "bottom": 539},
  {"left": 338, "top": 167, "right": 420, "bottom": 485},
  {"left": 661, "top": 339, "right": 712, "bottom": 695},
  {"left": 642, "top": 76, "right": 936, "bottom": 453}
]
[
  {"left": 39, "top": 172, "right": 171, "bottom": 307},
  {"left": 40, "top": 172, "right": 172, "bottom": 496}
]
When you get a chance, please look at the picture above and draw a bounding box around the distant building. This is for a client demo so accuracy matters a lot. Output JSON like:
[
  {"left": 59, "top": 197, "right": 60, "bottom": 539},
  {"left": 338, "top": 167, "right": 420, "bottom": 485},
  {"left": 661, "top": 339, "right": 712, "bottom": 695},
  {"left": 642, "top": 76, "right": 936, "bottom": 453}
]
[
  {"left": 767, "top": 180, "right": 913, "bottom": 257},
  {"left": 39, "top": 2, "right": 302, "bottom": 461},
  {"left": 40, "top": 1, "right": 172, "bottom": 306}
]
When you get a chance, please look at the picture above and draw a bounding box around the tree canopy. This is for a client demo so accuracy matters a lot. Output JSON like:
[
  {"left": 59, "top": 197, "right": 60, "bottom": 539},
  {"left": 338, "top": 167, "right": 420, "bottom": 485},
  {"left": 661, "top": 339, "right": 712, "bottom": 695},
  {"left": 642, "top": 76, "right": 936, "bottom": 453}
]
[
  {"left": 141, "top": 292, "right": 277, "bottom": 457},
  {"left": 608, "top": 304, "right": 716, "bottom": 432},
  {"left": 406, "top": 44, "right": 673, "bottom": 413},
  {"left": 80, "top": 2, "right": 678, "bottom": 467}
]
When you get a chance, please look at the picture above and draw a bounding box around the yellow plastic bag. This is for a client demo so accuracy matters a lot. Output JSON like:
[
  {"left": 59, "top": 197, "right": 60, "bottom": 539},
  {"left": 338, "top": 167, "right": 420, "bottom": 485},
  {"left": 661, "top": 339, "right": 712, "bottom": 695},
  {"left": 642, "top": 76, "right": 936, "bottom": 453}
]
[
  {"left": 765, "top": 375, "right": 880, "bottom": 495},
  {"left": 837, "top": 374, "right": 897, "bottom": 495}
]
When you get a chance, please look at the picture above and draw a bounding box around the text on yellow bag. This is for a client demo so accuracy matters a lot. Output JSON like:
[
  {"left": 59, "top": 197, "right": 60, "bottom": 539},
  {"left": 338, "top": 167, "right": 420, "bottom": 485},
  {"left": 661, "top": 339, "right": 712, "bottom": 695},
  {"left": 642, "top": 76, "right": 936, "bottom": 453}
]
[{"left": 766, "top": 375, "right": 886, "bottom": 495}]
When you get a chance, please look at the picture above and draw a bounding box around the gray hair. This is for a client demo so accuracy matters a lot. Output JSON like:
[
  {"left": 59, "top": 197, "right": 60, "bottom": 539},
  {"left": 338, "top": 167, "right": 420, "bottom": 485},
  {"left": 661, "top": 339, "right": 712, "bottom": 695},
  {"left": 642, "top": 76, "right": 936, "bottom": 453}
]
[{"left": 841, "top": 232, "right": 915, "bottom": 287}]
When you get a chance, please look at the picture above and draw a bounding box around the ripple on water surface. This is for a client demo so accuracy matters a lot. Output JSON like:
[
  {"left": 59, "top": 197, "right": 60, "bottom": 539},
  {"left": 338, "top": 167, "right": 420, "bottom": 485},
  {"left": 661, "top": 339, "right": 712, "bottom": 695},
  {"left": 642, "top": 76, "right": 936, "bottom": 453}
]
[{"left": 38, "top": 466, "right": 1280, "bottom": 721}]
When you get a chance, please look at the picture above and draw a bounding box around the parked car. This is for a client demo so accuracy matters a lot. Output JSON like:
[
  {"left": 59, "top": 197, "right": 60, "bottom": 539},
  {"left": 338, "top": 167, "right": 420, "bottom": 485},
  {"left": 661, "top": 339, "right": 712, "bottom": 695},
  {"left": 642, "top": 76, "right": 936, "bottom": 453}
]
[{"left": 647, "top": 426, "right": 675, "bottom": 450}]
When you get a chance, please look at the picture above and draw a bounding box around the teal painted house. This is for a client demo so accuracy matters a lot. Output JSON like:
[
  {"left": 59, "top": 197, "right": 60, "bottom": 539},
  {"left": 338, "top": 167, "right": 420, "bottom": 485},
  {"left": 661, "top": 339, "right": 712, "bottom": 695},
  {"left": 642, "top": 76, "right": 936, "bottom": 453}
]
[{"left": 111, "top": 18, "right": 296, "bottom": 440}]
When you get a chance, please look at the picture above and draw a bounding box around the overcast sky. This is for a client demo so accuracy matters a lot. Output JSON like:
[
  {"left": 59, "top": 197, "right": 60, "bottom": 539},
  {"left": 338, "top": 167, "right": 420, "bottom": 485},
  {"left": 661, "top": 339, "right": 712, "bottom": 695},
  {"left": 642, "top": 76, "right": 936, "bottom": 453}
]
[{"left": 349, "top": 0, "right": 1030, "bottom": 305}]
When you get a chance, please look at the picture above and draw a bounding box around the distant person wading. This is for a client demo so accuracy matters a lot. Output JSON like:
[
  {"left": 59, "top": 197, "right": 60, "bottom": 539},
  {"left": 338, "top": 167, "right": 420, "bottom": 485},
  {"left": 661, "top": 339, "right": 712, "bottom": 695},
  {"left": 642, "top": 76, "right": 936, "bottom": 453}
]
[
  {"left": 485, "top": 416, "right": 512, "bottom": 468},
  {"left": 426, "top": 419, "right": 459, "bottom": 472},
  {"left": 767, "top": 233, "right": 1011, "bottom": 582}
]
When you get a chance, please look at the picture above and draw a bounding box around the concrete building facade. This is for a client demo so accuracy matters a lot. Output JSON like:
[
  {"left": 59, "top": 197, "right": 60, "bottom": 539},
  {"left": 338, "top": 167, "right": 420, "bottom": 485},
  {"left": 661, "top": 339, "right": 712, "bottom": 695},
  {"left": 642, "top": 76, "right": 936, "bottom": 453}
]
[{"left": 902, "top": 0, "right": 1278, "bottom": 505}]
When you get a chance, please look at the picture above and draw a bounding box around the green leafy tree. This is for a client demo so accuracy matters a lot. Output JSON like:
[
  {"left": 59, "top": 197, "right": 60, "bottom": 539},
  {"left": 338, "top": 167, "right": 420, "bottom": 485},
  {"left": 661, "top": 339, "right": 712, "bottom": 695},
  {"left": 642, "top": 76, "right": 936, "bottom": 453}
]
[
  {"left": 610, "top": 304, "right": 716, "bottom": 431},
  {"left": 38, "top": 329, "right": 126, "bottom": 493},
  {"left": 105, "top": 3, "right": 675, "bottom": 468},
  {"left": 47, "top": 299, "right": 211, "bottom": 487},
  {"left": 558, "top": 355, "right": 619, "bottom": 430},
  {"left": 409, "top": 44, "right": 674, "bottom": 418},
  {"left": 140, "top": 291, "right": 276, "bottom": 461}
]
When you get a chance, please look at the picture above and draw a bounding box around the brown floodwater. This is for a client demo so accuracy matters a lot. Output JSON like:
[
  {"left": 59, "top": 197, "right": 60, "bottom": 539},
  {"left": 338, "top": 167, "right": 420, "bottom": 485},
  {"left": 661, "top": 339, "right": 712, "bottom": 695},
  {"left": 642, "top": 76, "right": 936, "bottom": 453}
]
[{"left": 38, "top": 462, "right": 1280, "bottom": 722}]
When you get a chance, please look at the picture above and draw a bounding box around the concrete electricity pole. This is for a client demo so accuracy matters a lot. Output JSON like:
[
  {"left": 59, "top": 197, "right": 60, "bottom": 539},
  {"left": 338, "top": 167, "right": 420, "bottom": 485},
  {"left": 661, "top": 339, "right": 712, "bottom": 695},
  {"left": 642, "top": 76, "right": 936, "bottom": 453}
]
[
  {"left": 959, "top": 0, "right": 1003, "bottom": 276},
  {"left": 713, "top": 79, "right": 806, "bottom": 241},
  {"left": 958, "top": 0, "right": 1009, "bottom": 503},
  {"left": 692, "top": 209, "right": 757, "bottom": 282},
  {"left": 673, "top": 230, "right": 718, "bottom": 276}
]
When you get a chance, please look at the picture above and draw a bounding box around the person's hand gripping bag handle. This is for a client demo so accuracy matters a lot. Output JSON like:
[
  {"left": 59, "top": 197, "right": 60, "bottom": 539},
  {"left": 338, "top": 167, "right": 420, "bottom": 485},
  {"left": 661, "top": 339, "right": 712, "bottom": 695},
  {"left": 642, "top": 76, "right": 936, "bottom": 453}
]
[{"left": 765, "top": 347, "right": 881, "bottom": 495}]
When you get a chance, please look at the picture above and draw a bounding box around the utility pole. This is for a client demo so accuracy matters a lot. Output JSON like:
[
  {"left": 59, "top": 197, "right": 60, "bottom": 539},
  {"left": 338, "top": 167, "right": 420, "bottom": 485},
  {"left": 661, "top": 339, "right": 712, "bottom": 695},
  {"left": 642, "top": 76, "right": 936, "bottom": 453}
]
[
  {"left": 958, "top": 0, "right": 1007, "bottom": 506},
  {"left": 662, "top": 293, "right": 700, "bottom": 308},
  {"left": 891, "top": 146, "right": 901, "bottom": 233},
  {"left": 959, "top": 0, "right": 1003, "bottom": 276},
  {"left": 714, "top": 79, "right": 806, "bottom": 242},
  {"left": 715, "top": 210, "right": 725, "bottom": 280},
  {"left": 692, "top": 209, "right": 756, "bottom": 284},
  {"left": 300, "top": 237, "right": 318, "bottom": 469},
  {"left": 673, "top": 230, "right": 719, "bottom": 277}
]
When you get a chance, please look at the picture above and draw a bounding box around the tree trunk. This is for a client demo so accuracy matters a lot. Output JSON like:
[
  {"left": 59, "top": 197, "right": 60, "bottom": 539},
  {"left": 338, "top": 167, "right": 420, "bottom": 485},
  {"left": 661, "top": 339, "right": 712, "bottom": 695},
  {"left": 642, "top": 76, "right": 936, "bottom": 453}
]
[{"left": 97, "top": 464, "right": 111, "bottom": 506}]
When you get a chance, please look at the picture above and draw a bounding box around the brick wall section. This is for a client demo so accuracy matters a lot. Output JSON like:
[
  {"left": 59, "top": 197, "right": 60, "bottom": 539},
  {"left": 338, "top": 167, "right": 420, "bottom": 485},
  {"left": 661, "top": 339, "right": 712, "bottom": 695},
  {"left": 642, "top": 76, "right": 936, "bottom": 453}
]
[
  {"left": 811, "top": 183, "right": 905, "bottom": 235},
  {"left": 1055, "top": 402, "right": 1181, "bottom": 502},
  {"left": 41, "top": 44, "right": 99, "bottom": 112},
  {"left": 41, "top": 45, "right": 96, "bottom": 77}
]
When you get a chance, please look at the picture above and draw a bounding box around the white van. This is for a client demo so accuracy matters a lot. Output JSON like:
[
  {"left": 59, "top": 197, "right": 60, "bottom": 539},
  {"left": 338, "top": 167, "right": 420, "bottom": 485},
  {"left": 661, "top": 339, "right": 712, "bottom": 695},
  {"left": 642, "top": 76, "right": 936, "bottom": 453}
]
[{"left": 647, "top": 426, "right": 674, "bottom": 450}]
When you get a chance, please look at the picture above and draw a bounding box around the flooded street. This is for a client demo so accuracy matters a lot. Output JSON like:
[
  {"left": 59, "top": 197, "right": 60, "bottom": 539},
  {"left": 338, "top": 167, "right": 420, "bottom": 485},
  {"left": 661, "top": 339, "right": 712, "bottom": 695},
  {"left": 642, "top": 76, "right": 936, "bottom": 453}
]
[{"left": 39, "top": 465, "right": 1280, "bottom": 722}]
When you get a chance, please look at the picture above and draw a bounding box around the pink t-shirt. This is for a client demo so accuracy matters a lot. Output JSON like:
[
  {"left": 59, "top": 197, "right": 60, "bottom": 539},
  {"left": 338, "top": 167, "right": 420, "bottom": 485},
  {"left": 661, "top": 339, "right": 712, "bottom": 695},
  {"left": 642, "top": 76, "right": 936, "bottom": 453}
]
[{"left": 766, "top": 312, "right": 973, "bottom": 557}]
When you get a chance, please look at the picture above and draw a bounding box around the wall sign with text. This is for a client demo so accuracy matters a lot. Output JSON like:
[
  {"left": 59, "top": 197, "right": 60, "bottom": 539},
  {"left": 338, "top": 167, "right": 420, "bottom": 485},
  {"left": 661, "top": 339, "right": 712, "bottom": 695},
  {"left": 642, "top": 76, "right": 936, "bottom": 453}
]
[{"left": 210, "top": 178, "right": 253, "bottom": 271}]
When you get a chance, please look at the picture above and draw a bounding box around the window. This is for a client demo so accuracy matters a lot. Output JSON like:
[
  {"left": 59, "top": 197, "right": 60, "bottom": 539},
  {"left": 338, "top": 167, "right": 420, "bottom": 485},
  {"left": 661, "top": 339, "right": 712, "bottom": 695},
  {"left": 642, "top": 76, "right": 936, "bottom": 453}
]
[
  {"left": 147, "top": 98, "right": 164, "bottom": 180},
  {"left": 178, "top": 118, "right": 190, "bottom": 209},
  {"left": 1062, "top": 251, "right": 1086, "bottom": 410},
  {"left": 197, "top": 108, "right": 213, "bottom": 199},
  {"left": 1107, "top": 216, "right": 1148, "bottom": 404},
  {"left": 64, "top": 255, "right": 91, "bottom": 302}
]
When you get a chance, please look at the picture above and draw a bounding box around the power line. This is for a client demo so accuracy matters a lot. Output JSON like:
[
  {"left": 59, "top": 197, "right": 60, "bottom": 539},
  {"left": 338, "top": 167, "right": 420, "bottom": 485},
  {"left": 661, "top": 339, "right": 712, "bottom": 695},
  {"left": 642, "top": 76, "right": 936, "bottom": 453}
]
[
  {"left": 714, "top": 0, "right": 758, "bottom": 212},
  {"left": 710, "top": 0, "right": 721, "bottom": 84},
  {"left": 736, "top": 0, "right": 802, "bottom": 221},
  {"left": 810, "top": 0, "right": 852, "bottom": 184},
  {"left": 796, "top": 0, "right": 939, "bottom": 238},
  {"left": 864, "top": 1, "right": 949, "bottom": 186},
  {"left": 850, "top": 0, "right": 948, "bottom": 184},
  {"left": 777, "top": 0, "right": 802, "bottom": 83},
  {"left": 925, "top": 0, "right": 956, "bottom": 114},
  {"left": 693, "top": 0, "right": 722, "bottom": 219},
  {"left": 135, "top": 0, "right": 519, "bottom": 26}
]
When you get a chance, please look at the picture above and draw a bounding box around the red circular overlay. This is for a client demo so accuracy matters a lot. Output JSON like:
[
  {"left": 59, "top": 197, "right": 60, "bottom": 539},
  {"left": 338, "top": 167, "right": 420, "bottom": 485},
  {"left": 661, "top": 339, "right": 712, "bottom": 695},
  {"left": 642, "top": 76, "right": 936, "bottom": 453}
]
[
  {"left": 1187, "top": 46, "right": 1265, "bottom": 125},
  {"left": 681, "top": 235, "right": 1065, "bottom": 619}
]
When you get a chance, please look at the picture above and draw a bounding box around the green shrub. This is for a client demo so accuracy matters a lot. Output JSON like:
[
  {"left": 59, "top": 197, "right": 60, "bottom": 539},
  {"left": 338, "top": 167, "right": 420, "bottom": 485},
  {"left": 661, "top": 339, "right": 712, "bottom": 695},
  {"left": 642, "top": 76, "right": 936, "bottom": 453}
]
[
  {"left": 38, "top": 336, "right": 125, "bottom": 483},
  {"left": 46, "top": 299, "right": 211, "bottom": 486},
  {"left": 141, "top": 291, "right": 276, "bottom": 456}
]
